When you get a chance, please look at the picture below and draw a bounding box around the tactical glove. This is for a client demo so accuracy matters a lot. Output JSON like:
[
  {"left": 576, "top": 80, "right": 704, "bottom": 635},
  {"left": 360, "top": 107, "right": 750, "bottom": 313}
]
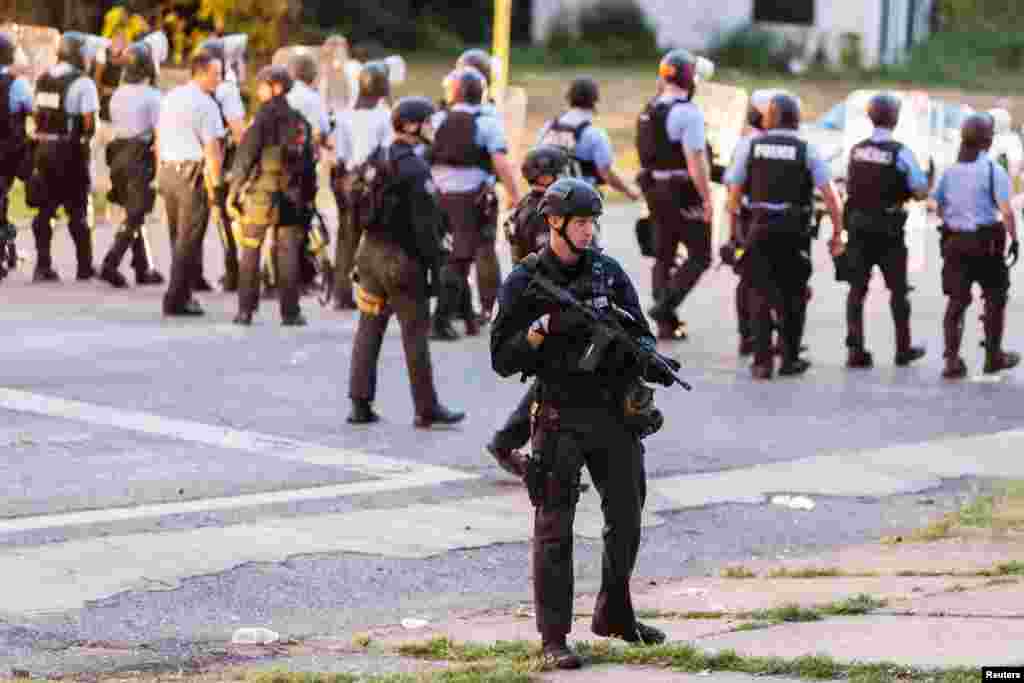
[
  {"left": 645, "top": 356, "right": 682, "bottom": 387},
  {"left": 1008, "top": 240, "right": 1020, "bottom": 267}
]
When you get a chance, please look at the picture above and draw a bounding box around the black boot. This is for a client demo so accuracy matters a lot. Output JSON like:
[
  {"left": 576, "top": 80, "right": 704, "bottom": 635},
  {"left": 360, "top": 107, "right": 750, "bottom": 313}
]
[
  {"left": 347, "top": 399, "right": 380, "bottom": 425},
  {"left": 542, "top": 639, "right": 582, "bottom": 670},
  {"left": 99, "top": 266, "right": 129, "bottom": 288},
  {"left": 415, "top": 404, "right": 466, "bottom": 429},
  {"left": 846, "top": 348, "right": 874, "bottom": 369}
]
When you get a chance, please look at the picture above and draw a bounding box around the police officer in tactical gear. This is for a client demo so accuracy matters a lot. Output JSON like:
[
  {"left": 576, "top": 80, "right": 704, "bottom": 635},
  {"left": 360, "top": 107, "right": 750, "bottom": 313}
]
[
  {"left": 99, "top": 43, "right": 165, "bottom": 288},
  {"left": 726, "top": 93, "right": 844, "bottom": 380},
  {"left": 933, "top": 113, "right": 1020, "bottom": 379},
  {"left": 197, "top": 37, "right": 247, "bottom": 292},
  {"left": 487, "top": 144, "right": 571, "bottom": 477},
  {"left": 640, "top": 49, "right": 715, "bottom": 340},
  {"left": 227, "top": 65, "right": 315, "bottom": 327},
  {"left": 842, "top": 93, "right": 929, "bottom": 369},
  {"left": 456, "top": 48, "right": 494, "bottom": 90},
  {"left": 347, "top": 96, "right": 466, "bottom": 428},
  {"left": 723, "top": 89, "right": 777, "bottom": 355},
  {"left": 0, "top": 30, "right": 32, "bottom": 280},
  {"left": 430, "top": 67, "right": 522, "bottom": 340},
  {"left": 538, "top": 77, "right": 639, "bottom": 199},
  {"left": 492, "top": 177, "right": 677, "bottom": 669},
  {"left": 28, "top": 32, "right": 100, "bottom": 282},
  {"left": 331, "top": 60, "right": 393, "bottom": 310},
  {"left": 158, "top": 51, "right": 226, "bottom": 316}
]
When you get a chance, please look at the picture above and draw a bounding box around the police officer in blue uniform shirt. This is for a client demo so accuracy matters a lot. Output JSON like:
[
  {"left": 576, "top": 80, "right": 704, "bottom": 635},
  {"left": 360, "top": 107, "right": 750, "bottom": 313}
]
[
  {"left": 538, "top": 77, "right": 639, "bottom": 199},
  {"left": 639, "top": 50, "right": 714, "bottom": 341},
  {"left": 0, "top": 31, "right": 32, "bottom": 278},
  {"left": 28, "top": 33, "right": 100, "bottom": 282},
  {"left": 156, "top": 50, "right": 226, "bottom": 316},
  {"left": 842, "top": 93, "right": 929, "bottom": 370},
  {"left": 100, "top": 43, "right": 165, "bottom": 288},
  {"left": 726, "top": 93, "right": 844, "bottom": 380},
  {"left": 933, "top": 112, "right": 1020, "bottom": 379}
]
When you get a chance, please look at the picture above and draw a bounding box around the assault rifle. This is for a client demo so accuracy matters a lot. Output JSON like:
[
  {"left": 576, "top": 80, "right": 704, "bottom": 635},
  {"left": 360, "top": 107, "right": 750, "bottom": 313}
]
[{"left": 521, "top": 253, "right": 692, "bottom": 391}]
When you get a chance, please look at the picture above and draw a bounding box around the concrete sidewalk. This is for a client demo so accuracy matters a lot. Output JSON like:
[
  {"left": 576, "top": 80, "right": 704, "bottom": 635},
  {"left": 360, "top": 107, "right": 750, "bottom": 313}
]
[{"left": 248, "top": 535, "right": 1024, "bottom": 681}]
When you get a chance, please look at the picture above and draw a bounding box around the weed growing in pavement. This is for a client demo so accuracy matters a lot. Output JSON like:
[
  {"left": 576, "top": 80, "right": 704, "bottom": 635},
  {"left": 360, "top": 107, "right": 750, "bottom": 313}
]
[
  {"left": 721, "top": 565, "right": 758, "bottom": 578},
  {"left": 748, "top": 604, "right": 822, "bottom": 623},
  {"left": 819, "top": 594, "right": 888, "bottom": 616},
  {"left": 984, "top": 577, "right": 1021, "bottom": 587},
  {"left": 767, "top": 567, "right": 845, "bottom": 579},
  {"left": 977, "top": 560, "right": 1024, "bottom": 577}
]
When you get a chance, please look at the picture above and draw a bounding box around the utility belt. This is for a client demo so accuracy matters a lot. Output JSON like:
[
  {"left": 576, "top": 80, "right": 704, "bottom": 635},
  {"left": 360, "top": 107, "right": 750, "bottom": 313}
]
[
  {"left": 161, "top": 160, "right": 203, "bottom": 174},
  {"left": 637, "top": 167, "right": 701, "bottom": 207},
  {"left": 533, "top": 377, "right": 663, "bottom": 439},
  {"left": 750, "top": 205, "right": 813, "bottom": 234},
  {"left": 846, "top": 206, "right": 908, "bottom": 236},
  {"left": 940, "top": 222, "right": 1006, "bottom": 257}
]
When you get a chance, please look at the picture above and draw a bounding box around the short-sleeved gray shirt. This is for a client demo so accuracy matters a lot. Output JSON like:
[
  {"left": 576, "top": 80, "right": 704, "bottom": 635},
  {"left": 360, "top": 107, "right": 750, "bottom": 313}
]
[
  {"left": 109, "top": 83, "right": 161, "bottom": 139},
  {"left": 334, "top": 106, "right": 392, "bottom": 168},
  {"left": 213, "top": 81, "right": 245, "bottom": 130},
  {"left": 933, "top": 156, "right": 1011, "bottom": 232},
  {"left": 287, "top": 81, "right": 330, "bottom": 139},
  {"left": 157, "top": 81, "right": 225, "bottom": 162}
]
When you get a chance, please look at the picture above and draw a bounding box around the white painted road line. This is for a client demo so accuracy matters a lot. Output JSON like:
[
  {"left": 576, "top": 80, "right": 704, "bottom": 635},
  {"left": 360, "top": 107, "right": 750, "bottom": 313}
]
[{"left": 0, "top": 387, "right": 478, "bottom": 533}]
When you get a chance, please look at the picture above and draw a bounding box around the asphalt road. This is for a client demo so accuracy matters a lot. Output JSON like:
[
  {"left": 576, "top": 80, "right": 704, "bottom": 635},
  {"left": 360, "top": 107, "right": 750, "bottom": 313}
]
[{"left": 2, "top": 202, "right": 1023, "bottom": 678}]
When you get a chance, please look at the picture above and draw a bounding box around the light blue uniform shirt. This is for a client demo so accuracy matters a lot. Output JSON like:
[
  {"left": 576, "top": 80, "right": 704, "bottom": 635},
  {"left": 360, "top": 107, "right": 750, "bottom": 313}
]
[
  {"left": 866, "top": 127, "right": 929, "bottom": 193},
  {"left": 287, "top": 80, "right": 330, "bottom": 139},
  {"left": 37, "top": 63, "right": 99, "bottom": 116},
  {"left": 933, "top": 156, "right": 1011, "bottom": 232},
  {"left": 646, "top": 95, "right": 705, "bottom": 179},
  {"left": 726, "top": 128, "right": 831, "bottom": 209},
  {"left": 109, "top": 83, "right": 161, "bottom": 139},
  {"left": 157, "top": 81, "right": 225, "bottom": 162},
  {"left": 537, "top": 108, "right": 614, "bottom": 187},
  {"left": 430, "top": 103, "right": 508, "bottom": 193},
  {"left": 0, "top": 66, "right": 33, "bottom": 113},
  {"left": 334, "top": 105, "right": 391, "bottom": 167}
]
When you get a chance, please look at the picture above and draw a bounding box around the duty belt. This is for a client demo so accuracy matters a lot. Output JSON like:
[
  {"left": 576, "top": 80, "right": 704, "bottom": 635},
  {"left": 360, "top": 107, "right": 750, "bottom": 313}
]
[
  {"left": 161, "top": 160, "right": 202, "bottom": 173},
  {"left": 651, "top": 169, "right": 690, "bottom": 181},
  {"left": 34, "top": 133, "right": 79, "bottom": 142}
]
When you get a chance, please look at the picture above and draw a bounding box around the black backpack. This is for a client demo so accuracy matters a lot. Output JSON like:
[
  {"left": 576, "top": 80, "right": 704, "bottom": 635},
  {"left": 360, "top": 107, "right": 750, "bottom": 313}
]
[
  {"left": 539, "top": 116, "right": 591, "bottom": 178},
  {"left": 350, "top": 144, "right": 413, "bottom": 231}
]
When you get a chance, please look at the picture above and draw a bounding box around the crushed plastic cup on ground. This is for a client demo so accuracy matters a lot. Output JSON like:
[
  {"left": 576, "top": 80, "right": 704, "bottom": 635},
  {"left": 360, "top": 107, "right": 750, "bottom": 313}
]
[
  {"left": 401, "top": 618, "right": 430, "bottom": 630},
  {"left": 231, "top": 627, "right": 280, "bottom": 645},
  {"left": 771, "top": 495, "right": 816, "bottom": 511}
]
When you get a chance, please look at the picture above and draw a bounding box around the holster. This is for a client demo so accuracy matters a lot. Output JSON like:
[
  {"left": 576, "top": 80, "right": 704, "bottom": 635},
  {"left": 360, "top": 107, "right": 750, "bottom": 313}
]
[
  {"left": 525, "top": 402, "right": 583, "bottom": 508},
  {"left": 846, "top": 207, "right": 908, "bottom": 238},
  {"left": 476, "top": 185, "right": 499, "bottom": 241},
  {"left": 622, "top": 380, "right": 663, "bottom": 439}
]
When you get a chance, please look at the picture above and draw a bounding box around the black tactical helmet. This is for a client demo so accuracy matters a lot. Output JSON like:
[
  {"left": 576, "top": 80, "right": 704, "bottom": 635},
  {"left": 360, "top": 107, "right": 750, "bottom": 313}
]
[
  {"left": 256, "top": 64, "right": 293, "bottom": 94},
  {"left": 766, "top": 93, "right": 801, "bottom": 130},
  {"left": 456, "top": 48, "right": 493, "bottom": 84},
  {"left": 392, "top": 96, "right": 436, "bottom": 132},
  {"left": 539, "top": 177, "right": 604, "bottom": 219},
  {"left": 0, "top": 32, "right": 14, "bottom": 67},
  {"left": 123, "top": 43, "right": 157, "bottom": 84},
  {"left": 658, "top": 48, "right": 697, "bottom": 90},
  {"left": 961, "top": 112, "right": 995, "bottom": 149},
  {"left": 288, "top": 51, "right": 318, "bottom": 84},
  {"left": 58, "top": 32, "right": 88, "bottom": 70},
  {"left": 444, "top": 67, "right": 486, "bottom": 106},
  {"left": 522, "top": 144, "right": 570, "bottom": 184},
  {"left": 868, "top": 92, "right": 901, "bottom": 129},
  {"left": 567, "top": 76, "right": 599, "bottom": 109},
  {"left": 358, "top": 60, "right": 391, "bottom": 99}
]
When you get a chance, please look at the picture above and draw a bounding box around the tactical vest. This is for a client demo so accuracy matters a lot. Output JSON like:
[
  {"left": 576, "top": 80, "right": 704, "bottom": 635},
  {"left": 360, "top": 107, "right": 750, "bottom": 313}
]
[
  {"left": 244, "top": 106, "right": 312, "bottom": 224},
  {"left": 846, "top": 139, "right": 911, "bottom": 211},
  {"left": 637, "top": 97, "right": 688, "bottom": 170},
  {"left": 745, "top": 133, "right": 813, "bottom": 208},
  {"left": 541, "top": 113, "right": 600, "bottom": 182},
  {"left": 507, "top": 191, "right": 550, "bottom": 260},
  {"left": 0, "top": 73, "right": 14, "bottom": 141},
  {"left": 34, "top": 69, "right": 85, "bottom": 138},
  {"left": 431, "top": 110, "right": 493, "bottom": 173}
]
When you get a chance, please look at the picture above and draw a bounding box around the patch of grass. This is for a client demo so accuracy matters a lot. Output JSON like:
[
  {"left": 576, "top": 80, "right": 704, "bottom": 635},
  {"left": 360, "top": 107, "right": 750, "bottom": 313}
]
[
  {"left": 984, "top": 577, "right": 1020, "bottom": 587},
  {"left": 767, "top": 567, "right": 844, "bottom": 579},
  {"left": 977, "top": 561, "right": 1024, "bottom": 577},
  {"left": 731, "top": 621, "right": 773, "bottom": 632},
  {"left": 819, "top": 594, "right": 887, "bottom": 616},
  {"left": 721, "top": 565, "right": 757, "bottom": 579},
  {"left": 748, "top": 603, "right": 822, "bottom": 623}
]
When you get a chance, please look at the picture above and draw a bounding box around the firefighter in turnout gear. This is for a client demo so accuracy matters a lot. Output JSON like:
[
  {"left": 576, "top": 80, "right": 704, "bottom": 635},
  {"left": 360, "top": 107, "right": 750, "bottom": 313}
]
[
  {"left": 227, "top": 65, "right": 315, "bottom": 327},
  {"left": 491, "top": 178, "right": 677, "bottom": 670},
  {"left": 487, "top": 143, "right": 571, "bottom": 477},
  {"left": 430, "top": 67, "right": 522, "bottom": 341},
  {"left": 346, "top": 96, "right": 466, "bottom": 428},
  {"left": 0, "top": 31, "right": 32, "bottom": 282},
  {"left": 842, "top": 93, "right": 929, "bottom": 369},
  {"left": 640, "top": 49, "right": 715, "bottom": 340},
  {"left": 933, "top": 113, "right": 1020, "bottom": 379},
  {"left": 28, "top": 32, "right": 100, "bottom": 283},
  {"left": 99, "top": 43, "right": 165, "bottom": 288},
  {"left": 538, "top": 77, "right": 639, "bottom": 198},
  {"left": 331, "top": 60, "right": 393, "bottom": 310},
  {"left": 726, "top": 93, "right": 844, "bottom": 380}
]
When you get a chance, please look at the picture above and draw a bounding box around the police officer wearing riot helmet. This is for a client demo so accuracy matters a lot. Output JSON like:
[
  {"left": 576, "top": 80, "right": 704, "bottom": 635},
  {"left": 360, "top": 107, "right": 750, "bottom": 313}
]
[
  {"left": 227, "top": 66, "right": 314, "bottom": 327},
  {"left": 196, "top": 36, "right": 247, "bottom": 292},
  {"left": 492, "top": 178, "right": 679, "bottom": 668},
  {"left": 0, "top": 31, "right": 32, "bottom": 277},
  {"left": 539, "top": 77, "right": 639, "bottom": 199},
  {"left": 28, "top": 32, "right": 100, "bottom": 283},
  {"left": 347, "top": 96, "right": 466, "bottom": 429},
  {"left": 456, "top": 48, "right": 494, "bottom": 89},
  {"left": 726, "top": 93, "right": 844, "bottom": 380},
  {"left": 640, "top": 49, "right": 715, "bottom": 340},
  {"left": 487, "top": 144, "right": 571, "bottom": 477},
  {"left": 99, "top": 43, "right": 165, "bottom": 288},
  {"left": 157, "top": 50, "right": 226, "bottom": 316},
  {"left": 933, "top": 112, "right": 1020, "bottom": 379},
  {"left": 842, "top": 93, "right": 929, "bottom": 369},
  {"left": 331, "top": 60, "right": 393, "bottom": 310},
  {"left": 724, "top": 89, "right": 777, "bottom": 356},
  {"left": 430, "top": 67, "right": 522, "bottom": 340}
]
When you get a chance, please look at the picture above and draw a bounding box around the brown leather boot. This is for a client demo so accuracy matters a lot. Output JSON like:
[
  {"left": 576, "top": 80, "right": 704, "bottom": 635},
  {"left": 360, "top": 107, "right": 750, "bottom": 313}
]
[{"left": 542, "top": 638, "right": 582, "bottom": 669}]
